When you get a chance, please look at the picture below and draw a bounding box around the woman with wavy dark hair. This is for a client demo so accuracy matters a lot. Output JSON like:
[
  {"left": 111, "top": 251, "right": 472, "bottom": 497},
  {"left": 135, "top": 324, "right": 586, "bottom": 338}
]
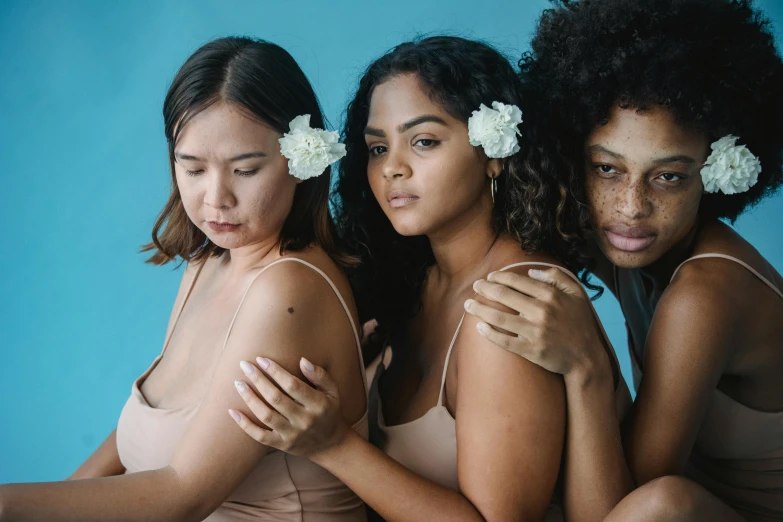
[
  {"left": 230, "top": 36, "right": 630, "bottom": 521},
  {"left": 466, "top": 1, "right": 783, "bottom": 520}
]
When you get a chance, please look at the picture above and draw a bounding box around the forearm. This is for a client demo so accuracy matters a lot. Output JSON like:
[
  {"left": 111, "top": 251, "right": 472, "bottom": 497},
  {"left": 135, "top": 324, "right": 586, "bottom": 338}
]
[
  {"left": 313, "top": 431, "right": 486, "bottom": 522},
  {"left": 0, "top": 467, "right": 199, "bottom": 522},
  {"left": 562, "top": 369, "right": 633, "bottom": 522},
  {"left": 68, "top": 430, "right": 125, "bottom": 480}
]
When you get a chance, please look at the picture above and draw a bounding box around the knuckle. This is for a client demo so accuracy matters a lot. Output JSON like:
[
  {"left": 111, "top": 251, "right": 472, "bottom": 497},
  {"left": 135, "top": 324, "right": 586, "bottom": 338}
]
[
  {"left": 261, "top": 413, "right": 275, "bottom": 425},
  {"left": 268, "top": 391, "right": 284, "bottom": 405},
  {"left": 491, "top": 311, "right": 506, "bottom": 326},
  {"left": 287, "top": 379, "right": 301, "bottom": 396}
]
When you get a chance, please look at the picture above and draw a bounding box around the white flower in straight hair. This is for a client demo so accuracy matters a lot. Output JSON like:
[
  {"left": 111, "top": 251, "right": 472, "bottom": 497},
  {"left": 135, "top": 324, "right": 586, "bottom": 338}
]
[
  {"left": 467, "top": 101, "right": 523, "bottom": 158},
  {"left": 278, "top": 115, "right": 346, "bottom": 181},
  {"left": 700, "top": 135, "right": 761, "bottom": 195}
]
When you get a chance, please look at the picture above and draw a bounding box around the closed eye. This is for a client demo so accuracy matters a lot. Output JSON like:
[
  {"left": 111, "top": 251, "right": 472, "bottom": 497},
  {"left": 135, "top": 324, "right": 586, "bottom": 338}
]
[
  {"left": 236, "top": 168, "right": 259, "bottom": 176},
  {"left": 185, "top": 169, "right": 204, "bottom": 176}
]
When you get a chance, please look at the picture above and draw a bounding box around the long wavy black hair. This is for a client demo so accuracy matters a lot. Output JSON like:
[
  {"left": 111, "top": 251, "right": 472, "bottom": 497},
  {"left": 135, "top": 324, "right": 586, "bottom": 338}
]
[
  {"left": 333, "top": 36, "right": 592, "bottom": 341},
  {"left": 519, "top": 0, "right": 783, "bottom": 238}
]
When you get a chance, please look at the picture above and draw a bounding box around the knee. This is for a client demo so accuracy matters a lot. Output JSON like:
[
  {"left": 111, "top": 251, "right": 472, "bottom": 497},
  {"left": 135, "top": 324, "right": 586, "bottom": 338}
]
[{"left": 633, "top": 476, "right": 700, "bottom": 521}]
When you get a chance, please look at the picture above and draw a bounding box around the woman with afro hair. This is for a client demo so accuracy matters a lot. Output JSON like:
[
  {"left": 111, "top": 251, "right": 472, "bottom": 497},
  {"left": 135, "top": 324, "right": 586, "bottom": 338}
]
[{"left": 465, "top": 0, "right": 783, "bottom": 520}]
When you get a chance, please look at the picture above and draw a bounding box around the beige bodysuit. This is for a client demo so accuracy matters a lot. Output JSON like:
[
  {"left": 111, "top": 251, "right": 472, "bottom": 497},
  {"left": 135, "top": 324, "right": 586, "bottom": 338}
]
[{"left": 617, "top": 253, "right": 783, "bottom": 521}]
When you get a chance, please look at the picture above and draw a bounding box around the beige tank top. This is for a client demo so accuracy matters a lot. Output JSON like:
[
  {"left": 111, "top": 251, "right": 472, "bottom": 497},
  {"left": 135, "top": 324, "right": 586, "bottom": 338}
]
[
  {"left": 116, "top": 257, "right": 368, "bottom": 522},
  {"left": 620, "top": 254, "right": 783, "bottom": 520},
  {"left": 368, "top": 262, "right": 632, "bottom": 520}
]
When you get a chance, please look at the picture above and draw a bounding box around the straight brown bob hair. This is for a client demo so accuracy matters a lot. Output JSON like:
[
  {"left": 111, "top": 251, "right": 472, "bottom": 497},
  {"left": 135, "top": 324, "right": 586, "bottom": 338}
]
[{"left": 142, "top": 36, "right": 350, "bottom": 266}]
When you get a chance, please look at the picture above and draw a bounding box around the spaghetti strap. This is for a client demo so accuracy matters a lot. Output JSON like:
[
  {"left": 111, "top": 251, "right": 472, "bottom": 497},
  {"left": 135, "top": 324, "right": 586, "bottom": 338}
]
[
  {"left": 435, "top": 261, "right": 620, "bottom": 405},
  {"left": 222, "top": 257, "right": 367, "bottom": 394},
  {"left": 160, "top": 261, "right": 206, "bottom": 357},
  {"left": 671, "top": 253, "right": 783, "bottom": 301}
]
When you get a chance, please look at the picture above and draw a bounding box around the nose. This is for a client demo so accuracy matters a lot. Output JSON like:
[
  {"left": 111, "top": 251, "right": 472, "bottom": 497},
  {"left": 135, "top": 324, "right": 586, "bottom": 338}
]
[
  {"left": 381, "top": 147, "right": 412, "bottom": 181},
  {"left": 617, "top": 176, "right": 652, "bottom": 220},
  {"left": 203, "top": 170, "right": 236, "bottom": 209}
]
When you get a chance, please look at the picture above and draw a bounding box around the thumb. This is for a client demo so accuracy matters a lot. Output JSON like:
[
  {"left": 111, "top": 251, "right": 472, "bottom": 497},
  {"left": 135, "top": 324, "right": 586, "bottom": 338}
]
[{"left": 300, "top": 357, "right": 340, "bottom": 399}]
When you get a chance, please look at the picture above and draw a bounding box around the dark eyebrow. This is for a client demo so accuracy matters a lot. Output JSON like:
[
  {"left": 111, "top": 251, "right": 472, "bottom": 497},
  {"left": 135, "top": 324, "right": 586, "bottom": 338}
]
[
  {"left": 364, "top": 114, "right": 449, "bottom": 138},
  {"left": 228, "top": 152, "right": 267, "bottom": 161},
  {"left": 587, "top": 145, "right": 625, "bottom": 160},
  {"left": 652, "top": 155, "right": 696, "bottom": 166},
  {"left": 397, "top": 115, "right": 447, "bottom": 134},
  {"left": 174, "top": 151, "right": 267, "bottom": 162},
  {"left": 174, "top": 151, "right": 203, "bottom": 162}
]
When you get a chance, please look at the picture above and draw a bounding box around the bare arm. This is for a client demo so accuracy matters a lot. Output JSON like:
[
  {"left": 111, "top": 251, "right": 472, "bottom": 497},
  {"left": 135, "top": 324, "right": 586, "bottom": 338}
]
[
  {"left": 623, "top": 265, "right": 736, "bottom": 483},
  {"left": 466, "top": 266, "right": 633, "bottom": 522},
  {"left": 0, "top": 262, "right": 343, "bottom": 521},
  {"left": 234, "top": 270, "right": 567, "bottom": 521}
]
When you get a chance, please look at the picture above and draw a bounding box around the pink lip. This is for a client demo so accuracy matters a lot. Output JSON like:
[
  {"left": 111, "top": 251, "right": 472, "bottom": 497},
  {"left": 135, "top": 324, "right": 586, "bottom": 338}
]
[
  {"left": 207, "top": 221, "right": 240, "bottom": 232},
  {"left": 387, "top": 190, "right": 419, "bottom": 209},
  {"left": 604, "top": 225, "right": 656, "bottom": 252}
]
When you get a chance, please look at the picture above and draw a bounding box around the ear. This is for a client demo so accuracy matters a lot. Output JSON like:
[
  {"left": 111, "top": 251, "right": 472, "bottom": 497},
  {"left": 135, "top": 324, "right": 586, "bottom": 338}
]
[{"left": 487, "top": 158, "right": 504, "bottom": 180}]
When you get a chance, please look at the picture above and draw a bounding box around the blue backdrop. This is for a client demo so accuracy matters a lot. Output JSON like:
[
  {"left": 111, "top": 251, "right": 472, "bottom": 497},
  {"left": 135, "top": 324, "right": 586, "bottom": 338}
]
[{"left": 1, "top": 0, "right": 782, "bottom": 482}]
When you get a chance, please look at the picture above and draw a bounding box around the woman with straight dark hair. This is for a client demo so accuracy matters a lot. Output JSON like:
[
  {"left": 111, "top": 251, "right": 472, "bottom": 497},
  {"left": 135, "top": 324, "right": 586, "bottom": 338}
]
[{"left": 0, "top": 37, "right": 368, "bottom": 522}]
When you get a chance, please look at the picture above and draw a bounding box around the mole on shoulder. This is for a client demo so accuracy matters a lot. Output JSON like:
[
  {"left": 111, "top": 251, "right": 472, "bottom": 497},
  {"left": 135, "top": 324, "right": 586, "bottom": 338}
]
[{"left": 287, "top": 307, "right": 295, "bottom": 314}]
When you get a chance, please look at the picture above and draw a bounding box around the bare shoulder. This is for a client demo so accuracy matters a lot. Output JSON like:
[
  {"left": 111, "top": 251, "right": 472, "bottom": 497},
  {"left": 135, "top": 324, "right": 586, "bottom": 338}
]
[
  {"left": 223, "top": 248, "right": 360, "bottom": 373},
  {"left": 686, "top": 220, "right": 782, "bottom": 288},
  {"left": 651, "top": 259, "right": 741, "bottom": 367}
]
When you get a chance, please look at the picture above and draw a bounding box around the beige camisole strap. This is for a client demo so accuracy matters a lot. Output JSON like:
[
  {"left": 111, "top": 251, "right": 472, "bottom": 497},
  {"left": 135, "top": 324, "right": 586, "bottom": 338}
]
[
  {"left": 221, "top": 257, "right": 367, "bottom": 395},
  {"left": 670, "top": 253, "right": 783, "bottom": 300},
  {"left": 371, "top": 261, "right": 630, "bottom": 496}
]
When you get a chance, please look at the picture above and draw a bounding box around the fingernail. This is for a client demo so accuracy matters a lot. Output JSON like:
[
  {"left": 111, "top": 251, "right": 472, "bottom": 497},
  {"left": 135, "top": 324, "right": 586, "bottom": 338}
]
[
  {"left": 477, "top": 322, "right": 488, "bottom": 333},
  {"left": 301, "top": 357, "right": 315, "bottom": 372},
  {"left": 228, "top": 409, "right": 241, "bottom": 423},
  {"left": 256, "top": 357, "right": 270, "bottom": 370},
  {"left": 239, "top": 360, "right": 254, "bottom": 377},
  {"left": 529, "top": 269, "right": 543, "bottom": 278},
  {"left": 234, "top": 380, "right": 247, "bottom": 393},
  {"left": 464, "top": 299, "right": 474, "bottom": 311},
  {"left": 487, "top": 272, "right": 497, "bottom": 281},
  {"left": 473, "top": 280, "right": 481, "bottom": 292}
]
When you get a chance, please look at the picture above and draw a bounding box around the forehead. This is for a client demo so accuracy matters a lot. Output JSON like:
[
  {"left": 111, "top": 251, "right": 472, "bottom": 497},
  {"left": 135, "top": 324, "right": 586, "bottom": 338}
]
[
  {"left": 586, "top": 105, "right": 708, "bottom": 159},
  {"left": 367, "top": 73, "right": 451, "bottom": 125},
  {"left": 176, "top": 101, "right": 280, "bottom": 155}
]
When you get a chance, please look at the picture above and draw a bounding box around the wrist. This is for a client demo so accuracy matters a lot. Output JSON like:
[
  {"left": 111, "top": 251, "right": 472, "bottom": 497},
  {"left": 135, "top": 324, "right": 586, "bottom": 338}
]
[
  {"left": 310, "top": 427, "right": 361, "bottom": 469},
  {"left": 565, "top": 353, "right": 613, "bottom": 391}
]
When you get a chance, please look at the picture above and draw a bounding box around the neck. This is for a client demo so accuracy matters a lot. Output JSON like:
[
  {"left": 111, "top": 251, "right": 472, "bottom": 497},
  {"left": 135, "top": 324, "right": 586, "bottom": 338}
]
[
  {"left": 427, "top": 197, "right": 498, "bottom": 288},
  {"left": 643, "top": 219, "right": 701, "bottom": 288},
  {"left": 222, "top": 234, "right": 283, "bottom": 276}
]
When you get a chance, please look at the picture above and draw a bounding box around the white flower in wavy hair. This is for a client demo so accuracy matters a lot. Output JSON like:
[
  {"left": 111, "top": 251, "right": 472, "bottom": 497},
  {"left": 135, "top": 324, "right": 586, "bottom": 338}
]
[
  {"left": 467, "top": 101, "right": 523, "bottom": 158},
  {"left": 278, "top": 115, "right": 346, "bottom": 181},
  {"left": 700, "top": 135, "right": 761, "bottom": 195}
]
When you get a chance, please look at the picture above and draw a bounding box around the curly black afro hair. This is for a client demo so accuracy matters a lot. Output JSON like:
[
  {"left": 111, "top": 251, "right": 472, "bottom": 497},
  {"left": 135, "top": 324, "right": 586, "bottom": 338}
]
[{"left": 520, "top": 0, "right": 783, "bottom": 224}]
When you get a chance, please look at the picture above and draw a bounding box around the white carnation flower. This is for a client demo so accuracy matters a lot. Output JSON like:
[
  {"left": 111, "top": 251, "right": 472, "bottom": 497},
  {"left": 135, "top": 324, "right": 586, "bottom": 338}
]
[
  {"left": 467, "top": 101, "right": 523, "bottom": 158},
  {"left": 278, "top": 115, "right": 346, "bottom": 181},
  {"left": 700, "top": 135, "right": 761, "bottom": 195}
]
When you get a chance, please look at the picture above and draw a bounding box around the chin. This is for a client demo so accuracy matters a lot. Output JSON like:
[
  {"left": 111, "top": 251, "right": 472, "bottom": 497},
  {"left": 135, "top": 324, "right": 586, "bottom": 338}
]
[
  {"left": 601, "top": 244, "right": 662, "bottom": 269},
  {"left": 386, "top": 216, "right": 430, "bottom": 238}
]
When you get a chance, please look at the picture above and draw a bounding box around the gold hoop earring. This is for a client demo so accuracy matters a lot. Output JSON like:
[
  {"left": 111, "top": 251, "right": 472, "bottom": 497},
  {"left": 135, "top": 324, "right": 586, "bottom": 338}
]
[{"left": 491, "top": 177, "right": 497, "bottom": 204}]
